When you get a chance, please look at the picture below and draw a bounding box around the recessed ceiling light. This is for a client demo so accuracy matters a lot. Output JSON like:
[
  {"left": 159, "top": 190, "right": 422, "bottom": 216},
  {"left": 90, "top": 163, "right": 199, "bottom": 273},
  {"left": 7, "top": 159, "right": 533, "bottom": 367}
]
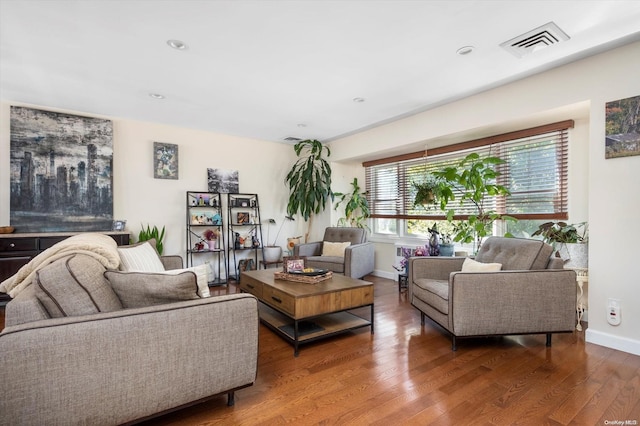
[
  {"left": 167, "top": 39, "right": 188, "bottom": 50},
  {"left": 456, "top": 46, "right": 475, "bottom": 56},
  {"left": 149, "top": 93, "right": 165, "bottom": 99},
  {"left": 353, "top": 97, "right": 365, "bottom": 103}
]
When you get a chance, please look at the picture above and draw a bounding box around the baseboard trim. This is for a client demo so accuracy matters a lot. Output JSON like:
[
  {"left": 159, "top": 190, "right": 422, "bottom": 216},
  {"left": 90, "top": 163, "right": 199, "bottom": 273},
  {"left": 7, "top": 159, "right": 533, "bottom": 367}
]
[
  {"left": 371, "top": 269, "right": 396, "bottom": 280},
  {"left": 585, "top": 328, "right": 640, "bottom": 356}
]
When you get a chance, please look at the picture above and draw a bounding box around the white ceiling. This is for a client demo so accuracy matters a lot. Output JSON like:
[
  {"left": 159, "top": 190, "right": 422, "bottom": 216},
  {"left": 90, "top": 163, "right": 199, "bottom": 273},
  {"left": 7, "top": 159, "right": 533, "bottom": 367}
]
[{"left": 2, "top": 0, "right": 640, "bottom": 144}]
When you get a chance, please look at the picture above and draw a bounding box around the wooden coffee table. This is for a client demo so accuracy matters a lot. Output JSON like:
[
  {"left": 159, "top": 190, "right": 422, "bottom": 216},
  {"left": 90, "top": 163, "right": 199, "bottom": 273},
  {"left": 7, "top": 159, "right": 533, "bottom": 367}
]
[{"left": 240, "top": 269, "right": 374, "bottom": 356}]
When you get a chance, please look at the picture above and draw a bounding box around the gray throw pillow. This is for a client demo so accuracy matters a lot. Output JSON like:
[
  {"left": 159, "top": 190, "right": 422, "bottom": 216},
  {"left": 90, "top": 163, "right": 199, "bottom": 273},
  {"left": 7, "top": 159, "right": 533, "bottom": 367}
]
[
  {"left": 104, "top": 270, "right": 200, "bottom": 308},
  {"left": 35, "top": 254, "right": 123, "bottom": 318}
]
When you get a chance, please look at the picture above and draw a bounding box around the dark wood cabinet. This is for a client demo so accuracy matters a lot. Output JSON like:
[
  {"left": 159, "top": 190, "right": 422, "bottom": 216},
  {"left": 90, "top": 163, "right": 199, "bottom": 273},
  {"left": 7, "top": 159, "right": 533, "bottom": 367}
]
[{"left": 0, "top": 232, "right": 130, "bottom": 304}]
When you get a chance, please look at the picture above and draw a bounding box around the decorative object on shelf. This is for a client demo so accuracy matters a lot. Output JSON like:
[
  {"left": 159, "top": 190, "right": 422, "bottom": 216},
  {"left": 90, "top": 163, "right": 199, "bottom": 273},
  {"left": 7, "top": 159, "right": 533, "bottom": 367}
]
[
  {"left": 236, "top": 198, "right": 250, "bottom": 207},
  {"left": 237, "top": 212, "right": 249, "bottom": 224},
  {"left": 203, "top": 229, "right": 218, "bottom": 250},
  {"left": 153, "top": 141, "right": 179, "bottom": 180},
  {"left": 9, "top": 106, "right": 114, "bottom": 233},
  {"left": 138, "top": 224, "right": 166, "bottom": 255},
  {"left": 333, "top": 177, "right": 370, "bottom": 229},
  {"left": 285, "top": 139, "right": 333, "bottom": 243},
  {"left": 0, "top": 226, "right": 15, "bottom": 234},
  {"left": 112, "top": 220, "right": 126, "bottom": 231},
  {"left": 207, "top": 168, "right": 239, "bottom": 193},
  {"left": 605, "top": 94, "right": 640, "bottom": 159}
]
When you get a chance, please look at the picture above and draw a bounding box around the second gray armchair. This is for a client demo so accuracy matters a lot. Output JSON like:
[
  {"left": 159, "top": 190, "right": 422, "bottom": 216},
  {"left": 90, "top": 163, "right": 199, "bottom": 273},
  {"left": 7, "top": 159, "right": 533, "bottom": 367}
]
[{"left": 293, "top": 227, "right": 374, "bottom": 279}]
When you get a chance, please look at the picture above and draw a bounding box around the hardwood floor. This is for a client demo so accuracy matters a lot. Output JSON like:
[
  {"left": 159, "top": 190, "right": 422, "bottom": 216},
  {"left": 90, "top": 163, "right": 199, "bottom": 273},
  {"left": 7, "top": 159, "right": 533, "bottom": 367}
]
[
  {"left": 138, "top": 276, "right": 640, "bottom": 425},
  {"left": 2, "top": 276, "right": 639, "bottom": 425}
]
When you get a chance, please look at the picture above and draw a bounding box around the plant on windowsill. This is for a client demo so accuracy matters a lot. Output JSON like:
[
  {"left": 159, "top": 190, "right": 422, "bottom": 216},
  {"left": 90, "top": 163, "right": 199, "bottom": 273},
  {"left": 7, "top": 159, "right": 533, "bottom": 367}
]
[
  {"left": 333, "top": 177, "right": 370, "bottom": 229},
  {"left": 432, "top": 152, "right": 517, "bottom": 252}
]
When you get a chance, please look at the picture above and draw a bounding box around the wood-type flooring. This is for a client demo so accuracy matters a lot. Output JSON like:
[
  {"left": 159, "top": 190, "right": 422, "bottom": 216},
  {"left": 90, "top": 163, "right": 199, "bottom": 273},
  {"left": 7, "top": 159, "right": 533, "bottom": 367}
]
[{"left": 2, "top": 275, "right": 639, "bottom": 425}]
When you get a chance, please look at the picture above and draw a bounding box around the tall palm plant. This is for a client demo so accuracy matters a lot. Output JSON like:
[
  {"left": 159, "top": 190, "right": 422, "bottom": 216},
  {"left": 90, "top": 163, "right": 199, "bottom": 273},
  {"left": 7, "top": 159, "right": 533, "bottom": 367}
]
[{"left": 285, "top": 139, "right": 333, "bottom": 242}]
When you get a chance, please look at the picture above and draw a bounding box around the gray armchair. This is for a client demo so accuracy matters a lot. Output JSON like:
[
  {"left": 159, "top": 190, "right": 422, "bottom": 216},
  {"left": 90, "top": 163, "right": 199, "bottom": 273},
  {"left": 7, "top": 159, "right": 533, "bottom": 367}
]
[
  {"left": 293, "top": 227, "right": 374, "bottom": 279},
  {"left": 409, "top": 237, "right": 576, "bottom": 350}
]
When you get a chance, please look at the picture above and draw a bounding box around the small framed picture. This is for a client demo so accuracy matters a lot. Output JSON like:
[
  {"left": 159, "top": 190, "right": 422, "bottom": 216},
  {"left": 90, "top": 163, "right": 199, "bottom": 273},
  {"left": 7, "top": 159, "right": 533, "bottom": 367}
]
[
  {"left": 237, "top": 212, "right": 250, "bottom": 224},
  {"left": 283, "top": 256, "right": 306, "bottom": 273},
  {"left": 112, "top": 220, "right": 126, "bottom": 231},
  {"left": 153, "top": 142, "right": 179, "bottom": 180}
]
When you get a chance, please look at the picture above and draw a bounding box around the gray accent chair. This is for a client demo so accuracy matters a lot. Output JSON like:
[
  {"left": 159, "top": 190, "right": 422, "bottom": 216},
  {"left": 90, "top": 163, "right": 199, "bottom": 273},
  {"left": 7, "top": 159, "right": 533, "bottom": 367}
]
[
  {"left": 293, "top": 227, "right": 374, "bottom": 279},
  {"left": 409, "top": 237, "right": 576, "bottom": 350},
  {"left": 0, "top": 254, "right": 259, "bottom": 426}
]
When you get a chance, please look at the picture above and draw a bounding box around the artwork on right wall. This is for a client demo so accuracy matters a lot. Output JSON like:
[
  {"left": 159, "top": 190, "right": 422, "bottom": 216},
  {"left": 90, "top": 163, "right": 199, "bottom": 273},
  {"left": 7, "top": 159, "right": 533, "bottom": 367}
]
[{"left": 605, "top": 94, "right": 640, "bottom": 159}]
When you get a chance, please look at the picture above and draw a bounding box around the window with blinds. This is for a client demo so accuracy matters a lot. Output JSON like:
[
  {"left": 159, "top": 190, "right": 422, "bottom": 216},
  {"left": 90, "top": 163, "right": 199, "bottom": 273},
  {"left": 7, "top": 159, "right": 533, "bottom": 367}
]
[{"left": 363, "top": 121, "right": 572, "bottom": 222}]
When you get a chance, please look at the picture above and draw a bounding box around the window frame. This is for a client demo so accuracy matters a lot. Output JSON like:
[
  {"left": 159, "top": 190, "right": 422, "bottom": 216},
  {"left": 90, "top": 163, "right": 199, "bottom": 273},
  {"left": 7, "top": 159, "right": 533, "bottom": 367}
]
[{"left": 364, "top": 120, "right": 573, "bottom": 239}]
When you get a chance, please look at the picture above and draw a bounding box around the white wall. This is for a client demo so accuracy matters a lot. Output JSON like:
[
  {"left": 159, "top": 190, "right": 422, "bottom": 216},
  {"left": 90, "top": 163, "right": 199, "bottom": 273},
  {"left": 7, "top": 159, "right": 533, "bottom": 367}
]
[
  {"left": 0, "top": 102, "right": 296, "bottom": 257},
  {"left": 2, "top": 41, "right": 638, "bottom": 355},
  {"left": 327, "top": 41, "right": 640, "bottom": 355}
]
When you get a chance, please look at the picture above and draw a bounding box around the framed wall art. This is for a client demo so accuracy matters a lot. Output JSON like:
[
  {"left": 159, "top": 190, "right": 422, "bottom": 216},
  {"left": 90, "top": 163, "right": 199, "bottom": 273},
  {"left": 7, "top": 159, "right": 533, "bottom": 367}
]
[
  {"left": 154, "top": 142, "right": 179, "bottom": 179},
  {"left": 9, "top": 106, "right": 113, "bottom": 232},
  {"left": 605, "top": 94, "right": 640, "bottom": 159},
  {"left": 207, "top": 168, "right": 239, "bottom": 193}
]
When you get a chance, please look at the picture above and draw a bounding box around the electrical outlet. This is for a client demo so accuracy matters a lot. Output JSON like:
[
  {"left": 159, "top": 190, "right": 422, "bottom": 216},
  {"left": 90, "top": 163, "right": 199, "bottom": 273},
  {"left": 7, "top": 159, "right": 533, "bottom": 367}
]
[{"left": 607, "top": 298, "right": 621, "bottom": 326}]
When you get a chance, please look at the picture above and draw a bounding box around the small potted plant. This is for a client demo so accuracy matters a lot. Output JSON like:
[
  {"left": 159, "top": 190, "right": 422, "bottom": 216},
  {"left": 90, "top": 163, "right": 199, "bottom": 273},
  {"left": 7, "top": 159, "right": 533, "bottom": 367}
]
[
  {"left": 439, "top": 232, "right": 455, "bottom": 257},
  {"left": 203, "top": 229, "right": 218, "bottom": 251},
  {"left": 532, "top": 221, "right": 588, "bottom": 267}
]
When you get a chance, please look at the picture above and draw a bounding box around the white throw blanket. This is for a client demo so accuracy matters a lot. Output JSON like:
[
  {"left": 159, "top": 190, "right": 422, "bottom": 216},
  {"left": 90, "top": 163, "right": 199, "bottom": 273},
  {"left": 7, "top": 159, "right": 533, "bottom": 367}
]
[{"left": 0, "top": 233, "right": 121, "bottom": 298}]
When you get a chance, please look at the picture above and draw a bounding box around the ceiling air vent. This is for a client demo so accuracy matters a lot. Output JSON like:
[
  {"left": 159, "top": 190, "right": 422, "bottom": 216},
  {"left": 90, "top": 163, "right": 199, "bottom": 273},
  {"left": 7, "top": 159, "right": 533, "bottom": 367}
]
[
  {"left": 500, "top": 22, "right": 570, "bottom": 58},
  {"left": 283, "top": 136, "right": 302, "bottom": 142}
]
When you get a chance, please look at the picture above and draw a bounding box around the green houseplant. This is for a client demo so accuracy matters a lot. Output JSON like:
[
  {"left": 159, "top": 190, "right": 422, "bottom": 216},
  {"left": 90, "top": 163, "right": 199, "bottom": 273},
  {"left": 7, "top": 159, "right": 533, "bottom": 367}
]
[
  {"left": 412, "top": 174, "right": 442, "bottom": 208},
  {"left": 138, "top": 224, "right": 166, "bottom": 255},
  {"left": 532, "top": 221, "right": 588, "bottom": 266},
  {"left": 285, "top": 139, "right": 333, "bottom": 242},
  {"left": 432, "top": 152, "right": 516, "bottom": 252},
  {"left": 333, "top": 177, "right": 370, "bottom": 229}
]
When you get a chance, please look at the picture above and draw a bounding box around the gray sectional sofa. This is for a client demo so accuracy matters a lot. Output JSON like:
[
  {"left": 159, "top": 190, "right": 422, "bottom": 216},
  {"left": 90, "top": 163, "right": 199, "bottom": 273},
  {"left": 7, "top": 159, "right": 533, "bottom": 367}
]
[{"left": 0, "top": 245, "right": 259, "bottom": 425}]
